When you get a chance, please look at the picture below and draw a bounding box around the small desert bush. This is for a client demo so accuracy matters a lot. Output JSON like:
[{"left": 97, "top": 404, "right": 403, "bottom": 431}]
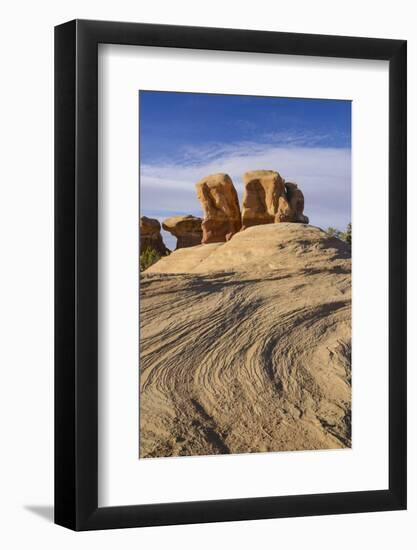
[
  {"left": 140, "top": 247, "right": 161, "bottom": 272},
  {"left": 325, "top": 223, "right": 351, "bottom": 245}
]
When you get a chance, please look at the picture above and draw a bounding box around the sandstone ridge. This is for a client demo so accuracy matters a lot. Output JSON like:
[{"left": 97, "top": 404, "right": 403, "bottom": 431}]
[{"left": 145, "top": 223, "right": 347, "bottom": 274}]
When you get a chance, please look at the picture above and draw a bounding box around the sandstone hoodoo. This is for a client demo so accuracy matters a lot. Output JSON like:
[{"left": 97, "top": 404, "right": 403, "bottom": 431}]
[
  {"left": 162, "top": 215, "right": 203, "bottom": 249},
  {"left": 195, "top": 173, "right": 241, "bottom": 244},
  {"left": 241, "top": 170, "right": 309, "bottom": 228},
  {"left": 277, "top": 182, "right": 309, "bottom": 224},
  {"left": 140, "top": 216, "right": 169, "bottom": 255},
  {"left": 241, "top": 170, "right": 286, "bottom": 229}
]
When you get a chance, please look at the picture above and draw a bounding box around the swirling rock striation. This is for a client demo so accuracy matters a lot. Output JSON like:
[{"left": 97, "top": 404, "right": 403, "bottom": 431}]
[{"left": 140, "top": 223, "right": 351, "bottom": 458}]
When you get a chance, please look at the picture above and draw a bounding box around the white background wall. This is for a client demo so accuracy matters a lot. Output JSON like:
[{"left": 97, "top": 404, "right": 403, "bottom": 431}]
[{"left": 0, "top": 1, "right": 415, "bottom": 548}]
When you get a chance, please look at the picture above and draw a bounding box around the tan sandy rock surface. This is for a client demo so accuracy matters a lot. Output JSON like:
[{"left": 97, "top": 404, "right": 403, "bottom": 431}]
[{"left": 140, "top": 223, "right": 351, "bottom": 458}]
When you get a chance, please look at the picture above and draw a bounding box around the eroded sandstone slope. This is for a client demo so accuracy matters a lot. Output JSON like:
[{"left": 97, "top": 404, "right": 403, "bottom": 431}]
[{"left": 140, "top": 223, "right": 351, "bottom": 458}]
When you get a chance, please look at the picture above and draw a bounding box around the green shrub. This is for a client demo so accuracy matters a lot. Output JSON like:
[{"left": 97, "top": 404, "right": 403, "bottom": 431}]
[
  {"left": 325, "top": 223, "right": 352, "bottom": 245},
  {"left": 140, "top": 247, "right": 161, "bottom": 272},
  {"left": 342, "top": 223, "right": 352, "bottom": 245},
  {"left": 325, "top": 226, "right": 340, "bottom": 239}
]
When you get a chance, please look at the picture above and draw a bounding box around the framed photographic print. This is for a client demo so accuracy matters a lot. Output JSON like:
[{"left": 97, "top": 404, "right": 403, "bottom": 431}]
[{"left": 55, "top": 19, "right": 407, "bottom": 530}]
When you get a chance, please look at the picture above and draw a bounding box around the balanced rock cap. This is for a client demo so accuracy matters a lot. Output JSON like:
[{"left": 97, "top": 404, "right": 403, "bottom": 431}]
[{"left": 162, "top": 215, "right": 203, "bottom": 249}]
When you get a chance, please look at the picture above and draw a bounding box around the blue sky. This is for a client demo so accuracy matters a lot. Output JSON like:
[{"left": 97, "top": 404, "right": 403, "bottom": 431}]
[{"left": 139, "top": 91, "right": 351, "bottom": 250}]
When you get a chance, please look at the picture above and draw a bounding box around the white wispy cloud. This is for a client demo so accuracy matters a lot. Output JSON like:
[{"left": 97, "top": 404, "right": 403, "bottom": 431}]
[
  {"left": 140, "top": 143, "right": 351, "bottom": 232},
  {"left": 158, "top": 130, "right": 346, "bottom": 166}
]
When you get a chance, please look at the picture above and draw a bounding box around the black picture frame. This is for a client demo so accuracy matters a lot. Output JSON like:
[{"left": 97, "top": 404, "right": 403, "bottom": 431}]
[{"left": 55, "top": 19, "right": 407, "bottom": 531}]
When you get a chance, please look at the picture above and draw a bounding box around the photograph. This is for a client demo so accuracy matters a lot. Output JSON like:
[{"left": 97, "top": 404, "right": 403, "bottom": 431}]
[
  {"left": 139, "top": 91, "right": 352, "bottom": 458},
  {"left": 0, "top": 0, "right": 410, "bottom": 543}
]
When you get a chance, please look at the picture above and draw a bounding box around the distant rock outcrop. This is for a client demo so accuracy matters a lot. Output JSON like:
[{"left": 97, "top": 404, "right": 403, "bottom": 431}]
[
  {"left": 195, "top": 173, "right": 241, "bottom": 244},
  {"left": 162, "top": 215, "right": 203, "bottom": 249},
  {"left": 241, "top": 170, "right": 286, "bottom": 229},
  {"left": 140, "top": 216, "right": 169, "bottom": 255}
]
